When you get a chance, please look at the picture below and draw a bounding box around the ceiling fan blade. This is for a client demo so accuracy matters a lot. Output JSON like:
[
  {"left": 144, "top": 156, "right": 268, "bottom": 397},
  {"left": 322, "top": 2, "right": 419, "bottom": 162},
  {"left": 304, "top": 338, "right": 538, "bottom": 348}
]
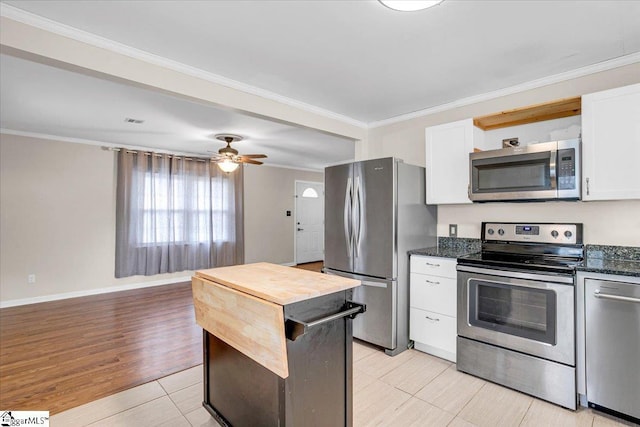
[
  {"left": 240, "top": 158, "right": 263, "bottom": 165},
  {"left": 240, "top": 154, "right": 267, "bottom": 159}
]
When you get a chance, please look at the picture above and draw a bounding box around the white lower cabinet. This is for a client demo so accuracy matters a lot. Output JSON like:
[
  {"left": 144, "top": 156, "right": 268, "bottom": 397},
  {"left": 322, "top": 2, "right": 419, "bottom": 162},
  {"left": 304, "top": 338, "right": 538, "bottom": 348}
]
[
  {"left": 409, "top": 255, "right": 457, "bottom": 362},
  {"left": 410, "top": 308, "right": 456, "bottom": 362}
]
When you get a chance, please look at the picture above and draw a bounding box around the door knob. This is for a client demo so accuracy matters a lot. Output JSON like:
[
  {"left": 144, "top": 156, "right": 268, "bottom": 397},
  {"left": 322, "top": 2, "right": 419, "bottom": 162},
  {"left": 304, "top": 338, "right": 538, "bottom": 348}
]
[{"left": 297, "top": 228, "right": 304, "bottom": 231}]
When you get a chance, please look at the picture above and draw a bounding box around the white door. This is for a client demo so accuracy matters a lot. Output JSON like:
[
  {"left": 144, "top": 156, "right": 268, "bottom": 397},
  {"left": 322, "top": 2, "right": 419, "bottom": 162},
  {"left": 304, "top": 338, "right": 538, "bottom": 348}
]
[{"left": 295, "top": 181, "right": 324, "bottom": 264}]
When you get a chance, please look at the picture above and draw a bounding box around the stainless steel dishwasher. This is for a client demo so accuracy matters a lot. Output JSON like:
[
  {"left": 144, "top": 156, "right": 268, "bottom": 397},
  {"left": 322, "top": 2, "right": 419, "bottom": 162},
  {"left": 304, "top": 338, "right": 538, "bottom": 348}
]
[{"left": 585, "top": 278, "right": 640, "bottom": 422}]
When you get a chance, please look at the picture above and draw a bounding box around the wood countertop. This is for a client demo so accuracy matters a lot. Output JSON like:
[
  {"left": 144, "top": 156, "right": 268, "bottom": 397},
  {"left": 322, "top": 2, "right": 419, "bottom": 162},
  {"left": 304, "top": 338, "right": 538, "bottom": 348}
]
[
  {"left": 194, "top": 262, "right": 360, "bottom": 306},
  {"left": 193, "top": 262, "right": 360, "bottom": 378}
]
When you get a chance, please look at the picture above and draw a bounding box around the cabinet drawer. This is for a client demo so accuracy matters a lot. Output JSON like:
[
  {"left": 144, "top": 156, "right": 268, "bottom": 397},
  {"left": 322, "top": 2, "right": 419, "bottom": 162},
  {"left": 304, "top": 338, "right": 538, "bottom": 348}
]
[
  {"left": 410, "top": 256, "right": 456, "bottom": 278},
  {"left": 410, "top": 273, "right": 456, "bottom": 316},
  {"left": 410, "top": 308, "right": 456, "bottom": 356}
]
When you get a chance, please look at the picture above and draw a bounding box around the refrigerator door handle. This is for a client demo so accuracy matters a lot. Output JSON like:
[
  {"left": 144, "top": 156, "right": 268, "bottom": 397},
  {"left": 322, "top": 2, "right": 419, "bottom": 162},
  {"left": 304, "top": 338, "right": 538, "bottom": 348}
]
[
  {"left": 354, "top": 175, "right": 363, "bottom": 257},
  {"left": 344, "top": 177, "right": 353, "bottom": 257}
]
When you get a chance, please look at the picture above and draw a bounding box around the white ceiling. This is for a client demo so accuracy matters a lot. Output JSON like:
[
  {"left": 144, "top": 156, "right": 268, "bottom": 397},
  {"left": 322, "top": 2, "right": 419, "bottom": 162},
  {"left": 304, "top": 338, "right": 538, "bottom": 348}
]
[
  {"left": 0, "top": 54, "right": 355, "bottom": 170},
  {"left": 1, "top": 0, "right": 639, "bottom": 168}
]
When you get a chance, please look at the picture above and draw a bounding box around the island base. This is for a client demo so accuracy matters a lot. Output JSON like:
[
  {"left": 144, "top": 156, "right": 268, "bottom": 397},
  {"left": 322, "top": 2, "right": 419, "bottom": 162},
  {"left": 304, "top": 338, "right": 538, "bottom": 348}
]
[{"left": 202, "top": 290, "right": 359, "bottom": 426}]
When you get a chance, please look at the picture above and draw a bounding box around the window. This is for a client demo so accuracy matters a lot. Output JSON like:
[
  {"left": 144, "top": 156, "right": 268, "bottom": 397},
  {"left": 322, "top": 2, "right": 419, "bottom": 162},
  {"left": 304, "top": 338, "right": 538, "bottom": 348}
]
[
  {"left": 140, "top": 173, "right": 216, "bottom": 244},
  {"left": 115, "top": 151, "right": 243, "bottom": 278},
  {"left": 301, "top": 187, "right": 319, "bottom": 198}
]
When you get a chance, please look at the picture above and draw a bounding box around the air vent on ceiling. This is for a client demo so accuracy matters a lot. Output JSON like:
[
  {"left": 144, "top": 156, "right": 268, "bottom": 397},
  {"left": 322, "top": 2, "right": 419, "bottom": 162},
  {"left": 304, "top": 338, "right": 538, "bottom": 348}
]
[{"left": 124, "top": 117, "right": 145, "bottom": 124}]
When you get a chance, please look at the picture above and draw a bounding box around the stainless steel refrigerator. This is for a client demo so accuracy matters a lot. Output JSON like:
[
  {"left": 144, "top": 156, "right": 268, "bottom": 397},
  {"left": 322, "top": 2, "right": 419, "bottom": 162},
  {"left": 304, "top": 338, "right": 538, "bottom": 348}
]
[{"left": 324, "top": 157, "right": 437, "bottom": 356}]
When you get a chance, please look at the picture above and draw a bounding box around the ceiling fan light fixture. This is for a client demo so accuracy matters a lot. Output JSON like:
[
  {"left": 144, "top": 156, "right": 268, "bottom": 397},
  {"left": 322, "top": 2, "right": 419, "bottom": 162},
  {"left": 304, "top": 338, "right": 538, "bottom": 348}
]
[
  {"left": 217, "top": 158, "right": 239, "bottom": 173},
  {"left": 379, "top": 0, "right": 443, "bottom": 12},
  {"left": 210, "top": 132, "right": 266, "bottom": 169}
]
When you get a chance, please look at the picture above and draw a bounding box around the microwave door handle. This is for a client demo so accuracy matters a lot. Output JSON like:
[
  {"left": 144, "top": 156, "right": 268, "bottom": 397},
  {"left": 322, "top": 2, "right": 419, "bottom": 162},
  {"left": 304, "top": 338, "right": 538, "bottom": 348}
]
[{"left": 549, "top": 150, "right": 557, "bottom": 189}]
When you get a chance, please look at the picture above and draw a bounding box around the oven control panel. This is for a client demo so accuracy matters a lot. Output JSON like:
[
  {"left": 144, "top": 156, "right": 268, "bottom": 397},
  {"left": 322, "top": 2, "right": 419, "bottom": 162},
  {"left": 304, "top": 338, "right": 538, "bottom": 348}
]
[{"left": 483, "top": 222, "right": 579, "bottom": 244}]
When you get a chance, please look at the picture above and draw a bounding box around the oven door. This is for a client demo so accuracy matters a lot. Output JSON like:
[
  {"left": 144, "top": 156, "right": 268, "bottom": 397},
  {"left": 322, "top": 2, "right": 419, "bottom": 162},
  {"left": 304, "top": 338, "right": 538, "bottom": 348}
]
[{"left": 457, "top": 265, "right": 575, "bottom": 365}]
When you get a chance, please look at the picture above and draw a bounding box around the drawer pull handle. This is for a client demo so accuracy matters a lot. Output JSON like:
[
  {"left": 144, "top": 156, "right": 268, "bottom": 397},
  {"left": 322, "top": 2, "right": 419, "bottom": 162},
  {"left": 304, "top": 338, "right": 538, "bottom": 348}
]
[
  {"left": 424, "top": 262, "right": 440, "bottom": 267},
  {"left": 594, "top": 290, "right": 640, "bottom": 304},
  {"left": 424, "top": 279, "right": 440, "bottom": 285},
  {"left": 425, "top": 315, "right": 440, "bottom": 322}
]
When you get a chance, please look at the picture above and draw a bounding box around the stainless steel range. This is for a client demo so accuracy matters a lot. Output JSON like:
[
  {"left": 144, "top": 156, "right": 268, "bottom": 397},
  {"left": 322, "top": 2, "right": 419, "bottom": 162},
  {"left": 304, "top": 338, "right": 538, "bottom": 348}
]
[{"left": 456, "top": 222, "right": 584, "bottom": 410}]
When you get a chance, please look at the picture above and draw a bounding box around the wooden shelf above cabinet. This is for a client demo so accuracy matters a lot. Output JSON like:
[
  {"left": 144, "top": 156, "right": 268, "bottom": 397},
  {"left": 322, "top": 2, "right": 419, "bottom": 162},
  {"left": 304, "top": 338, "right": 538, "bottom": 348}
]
[{"left": 473, "top": 97, "right": 581, "bottom": 131}]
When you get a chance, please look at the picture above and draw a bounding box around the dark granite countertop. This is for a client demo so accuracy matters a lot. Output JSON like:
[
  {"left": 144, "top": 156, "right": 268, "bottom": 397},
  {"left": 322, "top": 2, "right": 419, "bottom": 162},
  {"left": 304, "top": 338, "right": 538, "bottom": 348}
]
[
  {"left": 408, "top": 237, "right": 480, "bottom": 259},
  {"left": 409, "top": 240, "right": 640, "bottom": 276},
  {"left": 577, "top": 258, "right": 640, "bottom": 277},
  {"left": 576, "top": 244, "right": 640, "bottom": 277}
]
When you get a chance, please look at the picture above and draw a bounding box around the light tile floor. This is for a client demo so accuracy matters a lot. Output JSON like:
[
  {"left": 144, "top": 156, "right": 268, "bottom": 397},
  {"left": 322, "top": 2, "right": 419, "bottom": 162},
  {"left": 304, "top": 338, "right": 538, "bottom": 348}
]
[{"left": 49, "top": 341, "right": 636, "bottom": 426}]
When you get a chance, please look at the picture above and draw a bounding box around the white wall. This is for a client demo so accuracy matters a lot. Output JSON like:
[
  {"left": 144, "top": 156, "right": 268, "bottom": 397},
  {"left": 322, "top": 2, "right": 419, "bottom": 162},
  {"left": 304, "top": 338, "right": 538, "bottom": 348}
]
[
  {"left": 0, "top": 133, "right": 191, "bottom": 305},
  {"left": 438, "top": 201, "right": 640, "bottom": 246},
  {"left": 243, "top": 164, "right": 323, "bottom": 265},
  {"left": 365, "top": 63, "right": 640, "bottom": 246}
]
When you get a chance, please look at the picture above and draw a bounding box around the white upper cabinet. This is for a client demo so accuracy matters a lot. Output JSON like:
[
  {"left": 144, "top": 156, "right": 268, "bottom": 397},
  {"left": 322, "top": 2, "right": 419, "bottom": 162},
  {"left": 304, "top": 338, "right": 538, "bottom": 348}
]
[
  {"left": 425, "top": 118, "right": 485, "bottom": 205},
  {"left": 582, "top": 83, "right": 640, "bottom": 201}
]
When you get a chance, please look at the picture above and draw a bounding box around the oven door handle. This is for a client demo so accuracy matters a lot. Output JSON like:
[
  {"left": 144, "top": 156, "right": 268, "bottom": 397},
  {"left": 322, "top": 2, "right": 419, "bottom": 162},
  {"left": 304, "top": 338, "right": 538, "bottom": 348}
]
[{"left": 456, "top": 265, "right": 574, "bottom": 284}]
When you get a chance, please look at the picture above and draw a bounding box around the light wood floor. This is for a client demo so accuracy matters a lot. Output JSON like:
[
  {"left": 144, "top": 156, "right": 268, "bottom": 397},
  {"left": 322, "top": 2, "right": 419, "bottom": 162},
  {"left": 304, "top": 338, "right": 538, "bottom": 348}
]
[{"left": 0, "top": 263, "right": 322, "bottom": 415}]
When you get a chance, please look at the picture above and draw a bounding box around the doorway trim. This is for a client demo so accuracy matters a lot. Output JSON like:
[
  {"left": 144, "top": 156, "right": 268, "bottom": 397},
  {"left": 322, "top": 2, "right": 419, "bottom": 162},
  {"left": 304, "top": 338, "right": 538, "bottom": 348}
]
[{"left": 293, "top": 180, "right": 324, "bottom": 265}]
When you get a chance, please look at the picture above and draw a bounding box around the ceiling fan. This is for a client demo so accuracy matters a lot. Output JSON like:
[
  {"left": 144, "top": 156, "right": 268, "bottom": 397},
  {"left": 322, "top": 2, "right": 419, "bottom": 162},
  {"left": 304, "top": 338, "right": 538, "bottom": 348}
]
[{"left": 210, "top": 134, "right": 267, "bottom": 173}]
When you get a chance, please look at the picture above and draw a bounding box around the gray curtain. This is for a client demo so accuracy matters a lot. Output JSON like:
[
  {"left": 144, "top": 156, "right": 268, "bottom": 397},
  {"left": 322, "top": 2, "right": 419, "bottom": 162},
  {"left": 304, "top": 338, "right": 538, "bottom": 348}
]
[{"left": 115, "top": 150, "right": 243, "bottom": 278}]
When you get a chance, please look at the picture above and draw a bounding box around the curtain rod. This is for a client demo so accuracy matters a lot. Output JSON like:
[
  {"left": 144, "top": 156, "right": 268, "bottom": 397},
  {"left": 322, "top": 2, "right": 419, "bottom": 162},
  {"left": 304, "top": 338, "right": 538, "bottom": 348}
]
[{"left": 101, "top": 146, "right": 212, "bottom": 162}]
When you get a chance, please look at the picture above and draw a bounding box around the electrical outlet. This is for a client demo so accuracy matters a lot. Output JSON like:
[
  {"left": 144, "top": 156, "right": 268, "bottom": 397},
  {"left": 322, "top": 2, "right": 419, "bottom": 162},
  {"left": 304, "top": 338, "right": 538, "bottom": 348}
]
[
  {"left": 28, "top": 274, "right": 36, "bottom": 284},
  {"left": 449, "top": 224, "right": 458, "bottom": 237}
]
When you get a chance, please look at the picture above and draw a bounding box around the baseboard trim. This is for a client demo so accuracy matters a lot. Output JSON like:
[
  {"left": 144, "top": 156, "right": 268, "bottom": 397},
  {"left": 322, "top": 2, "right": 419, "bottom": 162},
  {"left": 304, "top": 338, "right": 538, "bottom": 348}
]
[
  {"left": 280, "top": 262, "right": 296, "bottom": 267},
  {"left": 0, "top": 276, "right": 192, "bottom": 308}
]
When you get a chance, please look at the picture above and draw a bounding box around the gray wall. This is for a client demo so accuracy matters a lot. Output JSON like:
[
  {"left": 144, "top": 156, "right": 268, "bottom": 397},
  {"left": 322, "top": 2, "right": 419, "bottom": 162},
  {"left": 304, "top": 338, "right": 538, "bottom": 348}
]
[
  {"left": 0, "top": 133, "right": 323, "bottom": 305},
  {"left": 0, "top": 133, "right": 191, "bottom": 304},
  {"left": 243, "top": 164, "right": 324, "bottom": 265}
]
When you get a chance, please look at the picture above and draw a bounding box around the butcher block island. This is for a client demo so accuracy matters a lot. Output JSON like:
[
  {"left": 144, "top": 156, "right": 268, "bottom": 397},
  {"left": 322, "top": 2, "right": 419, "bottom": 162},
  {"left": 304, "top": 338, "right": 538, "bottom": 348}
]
[{"left": 192, "top": 262, "right": 364, "bottom": 427}]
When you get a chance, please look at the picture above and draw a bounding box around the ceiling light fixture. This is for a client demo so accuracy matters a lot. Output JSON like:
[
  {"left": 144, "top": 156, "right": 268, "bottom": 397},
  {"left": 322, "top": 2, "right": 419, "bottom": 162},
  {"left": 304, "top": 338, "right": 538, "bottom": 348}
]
[
  {"left": 217, "top": 158, "right": 239, "bottom": 173},
  {"left": 210, "top": 134, "right": 267, "bottom": 173},
  {"left": 379, "top": 0, "right": 444, "bottom": 12}
]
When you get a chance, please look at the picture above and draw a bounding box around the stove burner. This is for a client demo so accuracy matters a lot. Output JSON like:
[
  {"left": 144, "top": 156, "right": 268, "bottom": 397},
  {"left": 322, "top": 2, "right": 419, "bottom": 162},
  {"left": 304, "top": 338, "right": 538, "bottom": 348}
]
[
  {"left": 457, "top": 222, "right": 584, "bottom": 274},
  {"left": 458, "top": 252, "right": 582, "bottom": 274}
]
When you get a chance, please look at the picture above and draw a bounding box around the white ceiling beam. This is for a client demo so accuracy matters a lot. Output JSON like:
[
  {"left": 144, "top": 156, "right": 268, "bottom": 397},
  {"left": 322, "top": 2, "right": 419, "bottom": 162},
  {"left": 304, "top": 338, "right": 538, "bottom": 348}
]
[{"left": 0, "top": 15, "right": 366, "bottom": 142}]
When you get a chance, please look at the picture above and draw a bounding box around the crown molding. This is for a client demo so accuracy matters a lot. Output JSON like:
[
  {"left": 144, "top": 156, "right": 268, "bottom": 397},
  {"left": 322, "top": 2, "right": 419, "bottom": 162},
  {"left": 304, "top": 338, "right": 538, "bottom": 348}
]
[
  {"left": 0, "top": 4, "right": 367, "bottom": 130},
  {"left": 2, "top": 4, "right": 638, "bottom": 132},
  {"left": 0, "top": 128, "right": 207, "bottom": 157},
  {"left": 1, "top": 128, "right": 117, "bottom": 147},
  {"left": 368, "top": 52, "right": 640, "bottom": 128},
  {"left": 256, "top": 163, "right": 327, "bottom": 174},
  {"left": 0, "top": 129, "right": 339, "bottom": 170}
]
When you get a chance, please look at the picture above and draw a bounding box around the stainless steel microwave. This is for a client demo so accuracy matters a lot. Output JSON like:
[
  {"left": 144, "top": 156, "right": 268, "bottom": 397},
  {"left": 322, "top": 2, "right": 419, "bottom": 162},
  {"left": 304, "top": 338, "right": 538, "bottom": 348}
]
[{"left": 469, "top": 139, "right": 581, "bottom": 202}]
